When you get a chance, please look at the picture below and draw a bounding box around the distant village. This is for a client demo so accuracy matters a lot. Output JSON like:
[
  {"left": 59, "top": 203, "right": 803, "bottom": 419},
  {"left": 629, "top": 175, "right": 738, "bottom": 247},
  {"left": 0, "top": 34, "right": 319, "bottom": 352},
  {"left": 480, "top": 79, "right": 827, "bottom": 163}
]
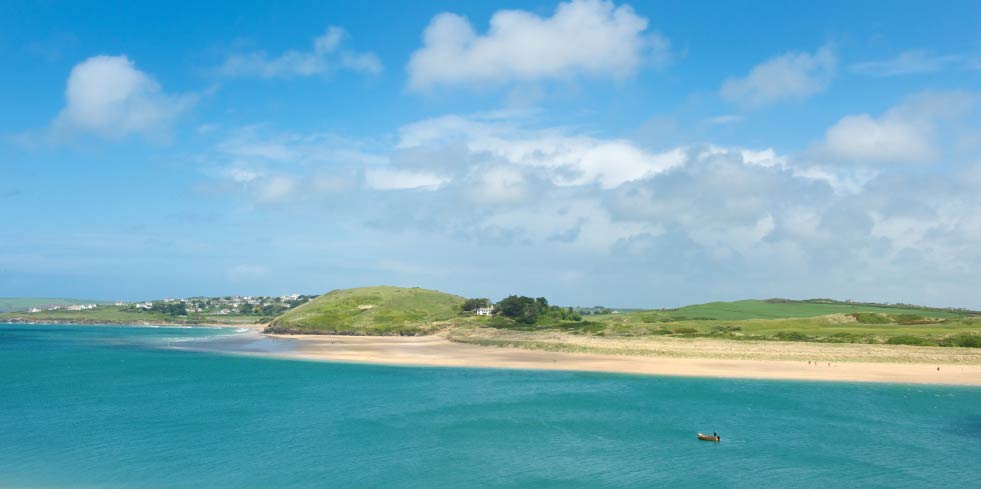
[{"left": 25, "top": 294, "right": 317, "bottom": 317}]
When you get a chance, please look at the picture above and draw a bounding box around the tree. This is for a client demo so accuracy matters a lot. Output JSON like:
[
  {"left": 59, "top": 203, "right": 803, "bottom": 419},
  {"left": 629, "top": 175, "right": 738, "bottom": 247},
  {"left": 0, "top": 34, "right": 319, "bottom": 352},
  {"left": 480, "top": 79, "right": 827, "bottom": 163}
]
[
  {"left": 151, "top": 301, "right": 187, "bottom": 317},
  {"left": 496, "top": 295, "right": 540, "bottom": 324},
  {"left": 461, "top": 298, "right": 491, "bottom": 312}
]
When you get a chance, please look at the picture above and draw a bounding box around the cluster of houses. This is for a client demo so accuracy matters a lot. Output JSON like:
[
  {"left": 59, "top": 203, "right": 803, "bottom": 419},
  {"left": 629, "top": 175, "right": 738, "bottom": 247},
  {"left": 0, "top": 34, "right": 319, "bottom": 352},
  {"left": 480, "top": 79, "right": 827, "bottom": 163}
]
[
  {"left": 23, "top": 294, "right": 313, "bottom": 316},
  {"left": 27, "top": 303, "right": 98, "bottom": 313}
]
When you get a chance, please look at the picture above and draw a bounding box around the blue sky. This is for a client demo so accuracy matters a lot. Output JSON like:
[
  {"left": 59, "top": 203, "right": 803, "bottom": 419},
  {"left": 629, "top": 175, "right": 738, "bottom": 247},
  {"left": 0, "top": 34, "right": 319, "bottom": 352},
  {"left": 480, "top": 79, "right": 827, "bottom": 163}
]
[{"left": 2, "top": 0, "right": 981, "bottom": 308}]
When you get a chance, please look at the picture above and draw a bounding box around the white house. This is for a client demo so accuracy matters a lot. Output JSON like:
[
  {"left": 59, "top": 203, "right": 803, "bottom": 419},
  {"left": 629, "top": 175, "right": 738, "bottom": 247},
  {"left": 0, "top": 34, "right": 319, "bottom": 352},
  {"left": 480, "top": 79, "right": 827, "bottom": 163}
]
[{"left": 475, "top": 307, "right": 494, "bottom": 316}]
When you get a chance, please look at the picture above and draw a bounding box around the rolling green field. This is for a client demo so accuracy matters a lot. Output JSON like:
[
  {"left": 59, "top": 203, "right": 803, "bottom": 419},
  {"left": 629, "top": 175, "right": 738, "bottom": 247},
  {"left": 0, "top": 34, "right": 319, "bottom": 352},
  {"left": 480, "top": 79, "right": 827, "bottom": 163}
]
[
  {"left": 0, "top": 306, "right": 266, "bottom": 325},
  {"left": 5, "top": 291, "right": 980, "bottom": 347},
  {"left": 265, "top": 286, "right": 465, "bottom": 335},
  {"left": 468, "top": 298, "right": 981, "bottom": 347},
  {"left": 0, "top": 298, "right": 110, "bottom": 313},
  {"left": 653, "top": 299, "right": 971, "bottom": 321}
]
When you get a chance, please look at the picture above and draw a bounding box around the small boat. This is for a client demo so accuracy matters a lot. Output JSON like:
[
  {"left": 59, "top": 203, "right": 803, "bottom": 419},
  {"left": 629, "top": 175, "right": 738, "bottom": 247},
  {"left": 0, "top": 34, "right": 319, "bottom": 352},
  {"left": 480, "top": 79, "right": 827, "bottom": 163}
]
[{"left": 697, "top": 432, "right": 720, "bottom": 442}]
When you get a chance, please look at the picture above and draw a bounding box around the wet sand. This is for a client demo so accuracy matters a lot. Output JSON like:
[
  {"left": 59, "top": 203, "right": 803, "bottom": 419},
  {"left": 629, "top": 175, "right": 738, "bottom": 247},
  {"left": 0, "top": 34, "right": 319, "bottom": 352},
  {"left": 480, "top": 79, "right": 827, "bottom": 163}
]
[{"left": 263, "top": 334, "right": 981, "bottom": 386}]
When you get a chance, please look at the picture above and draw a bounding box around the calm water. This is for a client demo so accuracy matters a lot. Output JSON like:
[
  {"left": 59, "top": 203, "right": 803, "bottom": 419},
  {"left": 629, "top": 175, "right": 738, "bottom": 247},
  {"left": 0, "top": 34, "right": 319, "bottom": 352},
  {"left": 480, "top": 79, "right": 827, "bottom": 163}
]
[{"left": 1, "top": 324, "right": 978, "bottom": 488}]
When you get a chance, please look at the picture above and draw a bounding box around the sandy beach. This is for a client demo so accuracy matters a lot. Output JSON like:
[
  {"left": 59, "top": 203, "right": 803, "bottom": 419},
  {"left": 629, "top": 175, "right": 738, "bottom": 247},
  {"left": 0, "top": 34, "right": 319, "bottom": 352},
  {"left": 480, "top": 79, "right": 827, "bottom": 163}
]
[{"left": 264, "top": 333, "right": 981, "bottom": 386}]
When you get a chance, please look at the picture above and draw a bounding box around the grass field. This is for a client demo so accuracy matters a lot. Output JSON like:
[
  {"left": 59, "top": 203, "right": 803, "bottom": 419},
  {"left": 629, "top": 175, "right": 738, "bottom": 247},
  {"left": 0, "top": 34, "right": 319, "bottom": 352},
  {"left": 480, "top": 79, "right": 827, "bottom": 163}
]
[
  {"left": 265, "top": 286, "right": 465, "bottom": 335},
  {"left": 652, "top": 299, "right": 972, "bottom": 321},
  {"left": 0, "top": 306, "right": 267, "bottom": 325},
  {"left": 469, "top": 298, "right": 981, "bottom": 347},
  {"left": 0, "top": 298, "right": 110, "bottom": 313}
]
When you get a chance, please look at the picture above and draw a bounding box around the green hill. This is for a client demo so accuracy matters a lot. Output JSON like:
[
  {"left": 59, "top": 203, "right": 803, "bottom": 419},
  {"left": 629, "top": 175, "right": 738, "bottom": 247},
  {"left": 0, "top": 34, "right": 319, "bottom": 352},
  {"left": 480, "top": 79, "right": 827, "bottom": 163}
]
[
  {"left": 657, "top": 299, "right": 974, "bottom": 321},
  {"left": 266, "top": 286, "right": 465, "bottom": 335}
]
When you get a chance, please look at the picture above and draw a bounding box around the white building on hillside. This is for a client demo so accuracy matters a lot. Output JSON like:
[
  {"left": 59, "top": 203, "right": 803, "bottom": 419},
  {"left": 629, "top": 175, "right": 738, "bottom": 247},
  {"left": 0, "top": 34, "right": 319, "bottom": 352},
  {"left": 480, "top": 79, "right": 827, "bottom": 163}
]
[{"left": 475, "top": 307, "right": 494, "bottom": 316}]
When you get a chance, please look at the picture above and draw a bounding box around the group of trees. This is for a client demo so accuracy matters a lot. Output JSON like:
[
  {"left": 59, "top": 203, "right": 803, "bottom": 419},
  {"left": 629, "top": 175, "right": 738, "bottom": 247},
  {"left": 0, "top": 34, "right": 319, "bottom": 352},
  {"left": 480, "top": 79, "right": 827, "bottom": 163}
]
[
  {"left": 462, "top": 295, "right": 582, "bottom": 325},
  {"left": 150, "top": 302, "right": 187, "bottom": 317},
  {"left": 238, "top": 303, "right": 289, "bottom": 316},
  {"left": 460, "top": 298, "right": 492, "bottom": 312}
]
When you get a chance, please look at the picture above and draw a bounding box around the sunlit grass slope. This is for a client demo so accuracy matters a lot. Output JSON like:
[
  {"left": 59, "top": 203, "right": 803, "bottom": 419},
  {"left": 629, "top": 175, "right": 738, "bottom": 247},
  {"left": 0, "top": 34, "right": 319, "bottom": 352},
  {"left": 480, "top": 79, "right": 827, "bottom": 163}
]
[
  {"left": 657, "top": 299, "right": 970, "bottom": 321},
  {"left": 266, "top": 286, "right": 465, "bottom": 335}
]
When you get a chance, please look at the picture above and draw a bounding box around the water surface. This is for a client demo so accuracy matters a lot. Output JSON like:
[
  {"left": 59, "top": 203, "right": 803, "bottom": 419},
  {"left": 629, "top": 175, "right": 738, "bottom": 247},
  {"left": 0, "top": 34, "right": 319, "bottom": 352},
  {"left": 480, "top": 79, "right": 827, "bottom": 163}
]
[{"left": 1, "top": 324, "right": 978, "bottom": 488}]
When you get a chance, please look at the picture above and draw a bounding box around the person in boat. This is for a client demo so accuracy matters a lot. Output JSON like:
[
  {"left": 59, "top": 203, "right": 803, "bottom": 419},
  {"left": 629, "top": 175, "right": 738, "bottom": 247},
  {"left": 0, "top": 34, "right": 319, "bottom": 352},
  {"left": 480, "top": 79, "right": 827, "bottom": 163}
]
[{"left": 714, "top": 432, "right": 720, "bottom": 441}]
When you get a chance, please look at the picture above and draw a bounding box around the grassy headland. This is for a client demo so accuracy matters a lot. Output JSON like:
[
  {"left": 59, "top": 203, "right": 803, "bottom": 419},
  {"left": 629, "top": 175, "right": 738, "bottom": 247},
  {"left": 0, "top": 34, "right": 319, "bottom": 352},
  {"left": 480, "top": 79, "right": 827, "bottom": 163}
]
[{"left": 265, "top": 286, "right": 465, "bottom": 335}]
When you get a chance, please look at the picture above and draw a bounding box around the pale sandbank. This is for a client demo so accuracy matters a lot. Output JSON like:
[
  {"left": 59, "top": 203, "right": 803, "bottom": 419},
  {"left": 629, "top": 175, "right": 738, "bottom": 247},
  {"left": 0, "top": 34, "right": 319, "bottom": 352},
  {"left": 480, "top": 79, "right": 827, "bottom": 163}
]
[{"left": 262, "top": 333, "right": 981, "bottom": 386}]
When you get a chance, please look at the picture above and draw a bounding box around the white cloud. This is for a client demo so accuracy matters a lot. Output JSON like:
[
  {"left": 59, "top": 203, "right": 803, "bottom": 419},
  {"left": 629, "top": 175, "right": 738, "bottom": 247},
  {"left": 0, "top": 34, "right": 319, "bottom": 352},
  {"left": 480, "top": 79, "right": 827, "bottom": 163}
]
[
  {"left": 469, "top": 165, "right": 527, "bottom": 204},
  {"left": 849, "top": 50, "right": 978, "bottom": 77},
  {"left": 704, "top": 114, "right": 743, "bottom": 125},
  {"left": 398, "top": 114, "right": 685, "bottom": 188},
  {"left": 721, "top": 45, "right": 836, "bottom": 108},
  {"left": 824, "top": 114, "right": 933, "bottom": 163},
  {"left": 407, "top": 0, "right": 669, "bottom": 90},
  {"left": 819, "top": 91, "right": 976, "bottom": 164},
  {"left": 53, "top": 55, "right": 194, "bottom": 140},
  {"left": 364, "top": 169, "right": 449, "bottom": 190},
  {"left": 256, "top": 175, "right": 297, "bottom": 203},
  {"left": 220, "top": 26, "right": 382, "bottom": 78},
  {"left": 223, "top": 166, "right": 261, "bottom": 184},
  {"left": 185, "top": 109, "right": 981, "bottom": 307}
]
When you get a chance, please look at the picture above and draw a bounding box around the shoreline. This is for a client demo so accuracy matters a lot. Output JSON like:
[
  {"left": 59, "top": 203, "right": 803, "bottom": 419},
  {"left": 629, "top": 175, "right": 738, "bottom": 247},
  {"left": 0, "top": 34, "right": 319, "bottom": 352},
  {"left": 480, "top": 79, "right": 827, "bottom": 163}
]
[
  {"left": 0, "top": 318, "right": 266, "bottom": 329},
  {"left": 8, "top": 322, "right": 979, "bottom": 385},
  {"left": 264, "top": 334, "right": 981, "bottom": 386}
]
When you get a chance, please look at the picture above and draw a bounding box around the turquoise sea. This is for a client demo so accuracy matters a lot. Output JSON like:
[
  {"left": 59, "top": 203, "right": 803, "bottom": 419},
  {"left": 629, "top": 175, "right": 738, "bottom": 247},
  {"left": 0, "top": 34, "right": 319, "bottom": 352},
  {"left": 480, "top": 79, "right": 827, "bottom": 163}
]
[{"left": 1, "top": 324, "right": 978, "bottom": 488}]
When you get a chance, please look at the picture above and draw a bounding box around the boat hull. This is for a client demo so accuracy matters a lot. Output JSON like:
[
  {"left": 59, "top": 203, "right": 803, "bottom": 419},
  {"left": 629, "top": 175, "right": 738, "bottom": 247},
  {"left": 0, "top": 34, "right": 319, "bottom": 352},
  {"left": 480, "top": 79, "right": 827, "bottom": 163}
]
[{"left": 697, "top": 433, "right": 720, "bottom": 442}]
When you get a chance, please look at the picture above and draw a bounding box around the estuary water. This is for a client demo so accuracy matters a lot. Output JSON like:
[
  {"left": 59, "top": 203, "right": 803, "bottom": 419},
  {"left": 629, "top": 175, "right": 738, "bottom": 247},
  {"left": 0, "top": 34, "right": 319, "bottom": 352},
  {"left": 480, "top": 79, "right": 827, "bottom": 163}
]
[{"left": 0, "top": 324, "right": 978, "bottom": 488}]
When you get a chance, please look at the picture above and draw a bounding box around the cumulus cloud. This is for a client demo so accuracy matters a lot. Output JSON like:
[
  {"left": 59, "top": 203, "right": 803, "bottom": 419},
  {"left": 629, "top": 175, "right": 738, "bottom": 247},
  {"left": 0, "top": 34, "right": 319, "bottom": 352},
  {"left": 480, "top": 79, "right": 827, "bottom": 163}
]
[
  {"left": 397, "top": 114, "right": 685, "bottom": 188},
  {"left": 819, "top": 91, "right": 977, "bottom": 164},
  {"left": 407, "top": 0, "right": 669, "bottom": 90},
  {"left": 220, "top": 26, "right": 382, "bottom": 78},
  {"left": 189, "top": 108, "right": 981, "bottom": 307},
  {"left": 52, "top": 55, "right": 195, "bottom": 140},
  {"left": 721, "top": 45, "right": 836, "bottom": 108}
]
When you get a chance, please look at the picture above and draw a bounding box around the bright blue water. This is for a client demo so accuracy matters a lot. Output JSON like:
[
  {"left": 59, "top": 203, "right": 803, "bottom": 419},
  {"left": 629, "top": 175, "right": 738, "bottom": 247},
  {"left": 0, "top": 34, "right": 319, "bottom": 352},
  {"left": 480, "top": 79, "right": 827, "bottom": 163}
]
[{"left": 1, "top": 324, "right": 978, "bottom": 488}]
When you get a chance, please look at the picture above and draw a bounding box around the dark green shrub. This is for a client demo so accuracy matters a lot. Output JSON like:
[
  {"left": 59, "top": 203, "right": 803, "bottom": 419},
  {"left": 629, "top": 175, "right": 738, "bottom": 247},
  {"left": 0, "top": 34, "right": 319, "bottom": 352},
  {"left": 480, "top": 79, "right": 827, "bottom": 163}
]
[
  {"left": 711, "top": 325, "right": 742, "bottom": 333},
  {"left": 849, "top": 313, "right": 892, "bottom": 324},
  {"left": 938, "top": 334, "right": 981, "bottom": 348},
  {"left": 773, "top": 331, "right": 813, "bottom": 341},
  {"left": 886, "top": 335, "right": 933, "bottom": 346},
  {"left": 673, "top": 327, "right": 698, "bottom": 334}
]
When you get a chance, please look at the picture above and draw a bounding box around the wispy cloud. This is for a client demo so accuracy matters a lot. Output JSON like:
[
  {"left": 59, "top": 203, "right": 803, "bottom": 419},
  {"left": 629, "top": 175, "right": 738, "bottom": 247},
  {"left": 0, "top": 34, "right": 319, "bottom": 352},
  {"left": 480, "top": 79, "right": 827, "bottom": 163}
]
[
  {"left": 849, "top": 49, "right": 980, "bottom": 77},
  {"left": 721, "top": 45, "right": 836, "bottom": 108},
  {"left": 219, "top": 26, "right": 382, "bottom": 78}
]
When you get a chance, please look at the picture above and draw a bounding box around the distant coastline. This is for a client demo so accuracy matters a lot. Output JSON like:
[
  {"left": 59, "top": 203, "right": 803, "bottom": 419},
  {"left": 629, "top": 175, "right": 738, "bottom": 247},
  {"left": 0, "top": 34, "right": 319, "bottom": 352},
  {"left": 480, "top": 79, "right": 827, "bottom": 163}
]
[
  {"left": 0, "top": 318, "right": 264, "bottom": 329},
  {"left": 5, "top": 320, "right": 979, "bottom": 385}
]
